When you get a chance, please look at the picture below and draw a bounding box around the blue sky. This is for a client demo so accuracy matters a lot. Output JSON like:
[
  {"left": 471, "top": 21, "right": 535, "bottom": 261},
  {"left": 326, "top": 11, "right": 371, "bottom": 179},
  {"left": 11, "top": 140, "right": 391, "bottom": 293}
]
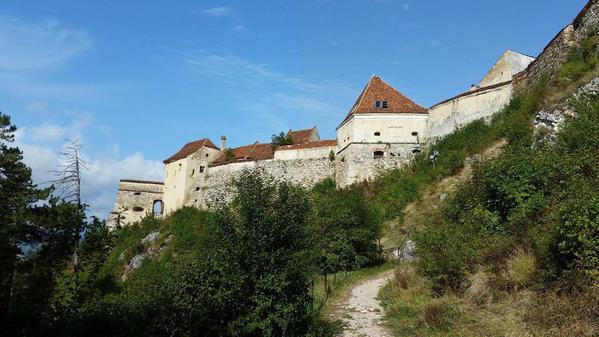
[{"left": 1, "top": 0, "right": 587, "bottom": 217}]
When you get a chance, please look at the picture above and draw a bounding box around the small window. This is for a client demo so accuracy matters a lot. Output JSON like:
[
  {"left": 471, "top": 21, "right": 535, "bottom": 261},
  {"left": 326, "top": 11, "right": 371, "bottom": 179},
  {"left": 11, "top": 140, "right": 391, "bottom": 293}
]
[
  {"left": 152, "top": 200, "right": 163, "bottom": 215},
  {"left": 191, "top": 169, "right": 195, "bottom": 177},
  {"left": 132, "top": 206, "right": 144, "bottom": 212},
  {"left": 200, "top": 166, "right": 205, "bottom": 173},
  {"left": 205, "top": 153, "right": 209, "bottom": 157},
  {"left": 411, "top": 132, "right": 418, "bottom": 136},
  {"left": 134, "top": 192, "right": 141, "bottom": 196},
  {"left": 412, "top": 148, "right": 421, "bottom": 154},
  {"left": 178, "top": 163, "right": 182, "bottom": 171},
  {"left": 195, "top": 187, "right": 200, "bottom": 191},
  {"left": 374, "top": 132, "right": 381, "bottom": 136},
  {"left": 375, "top": 100, "right": 382, "bottom": 108},
  {"left": 373, "top": 151, "right": 384, "bottom": 158},
  {"left": 382, "top": 101, "right": 388, "bottom": 109}
]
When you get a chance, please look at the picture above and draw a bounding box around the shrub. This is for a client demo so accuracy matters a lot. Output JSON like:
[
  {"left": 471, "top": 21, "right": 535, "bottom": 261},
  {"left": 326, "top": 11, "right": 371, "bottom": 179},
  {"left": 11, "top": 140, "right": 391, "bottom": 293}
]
[
  {"left": 463, "top": 271, "right": 492, "bottom": 307},
  {"left": 506, "top": 249, "right": 536, "bottom": 290},
  {"left": 555, "top": 190, "right": 599, "bottom": 279},
  {"left": 423, "top": 302, "right": 446, "bottom": 328},
  {"left": 394, "top": 267, "right": 411, "bottom": 290},
  {"left": 310, "top": 179, "right": 381, "bottom": 273}
]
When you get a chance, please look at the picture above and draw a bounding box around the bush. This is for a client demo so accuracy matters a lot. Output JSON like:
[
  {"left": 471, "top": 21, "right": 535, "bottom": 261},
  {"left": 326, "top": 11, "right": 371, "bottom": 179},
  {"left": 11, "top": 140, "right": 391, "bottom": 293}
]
[
  {"left": 310, "top": 179, "right": 381, "bottom": 273},
  {"left": 423, "top": 302, "right": 446, "bottom": 328},
  {"left": 394, "top": 267, "right": 411, "bottom": 290}
]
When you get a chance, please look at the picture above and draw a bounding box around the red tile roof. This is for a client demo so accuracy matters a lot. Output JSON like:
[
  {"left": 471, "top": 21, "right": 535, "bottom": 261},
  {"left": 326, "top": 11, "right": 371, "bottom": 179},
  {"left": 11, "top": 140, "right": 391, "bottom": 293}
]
[
  {"left": 338, "top": 75, "right": 428, "bottom": 129},
  {"left": 276, "top": 139, "right": 337, "bottom": 151},
  {"left": 287, "top": 127, "right": 316, "bottom": 144},
  {"left": 211, "top": 142, "right": 275, "bottom": 166},
  {"left": 163, "top": 138, "right": 219, "bottom": 164}
]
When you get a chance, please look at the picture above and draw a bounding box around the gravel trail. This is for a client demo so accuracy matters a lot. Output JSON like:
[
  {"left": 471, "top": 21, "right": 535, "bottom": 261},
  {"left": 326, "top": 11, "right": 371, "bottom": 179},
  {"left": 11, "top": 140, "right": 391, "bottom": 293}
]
[{"left": 334, "top": 270, "right": 394, "bottom": 337}]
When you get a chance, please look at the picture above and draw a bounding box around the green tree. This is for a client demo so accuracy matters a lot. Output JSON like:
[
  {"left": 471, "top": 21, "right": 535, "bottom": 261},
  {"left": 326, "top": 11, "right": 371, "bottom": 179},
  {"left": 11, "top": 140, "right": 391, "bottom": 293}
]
[
  {"left": 221, "top": 171, "right": 313, "bottom": 336},
  {"left": 0, "top": 112, "right": 49, "bottom": 324},
  {"left": 271, "top": 132, "right": 293, "bottom": 148}
]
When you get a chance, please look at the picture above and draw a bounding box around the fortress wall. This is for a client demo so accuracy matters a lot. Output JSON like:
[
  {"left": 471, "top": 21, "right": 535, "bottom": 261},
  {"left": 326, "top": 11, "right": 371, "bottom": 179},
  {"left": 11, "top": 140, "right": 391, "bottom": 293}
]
[
  {"left": 107, "top": 180, "right": 164, "bottom": 229},
  {"left": 425, "top": 82, "right": 513, "bottom": 142},
  {"left": 274, "top": 145, "right": 336, "bottom": 160},
  {"left": 515, "top": 0, "right": 599, "bottom": 88},
  {"left": 201, "top": 158, "right": 336, "bottom": 208},
  {"left": 336, "top": 143, "right": 419, "bottom": 187}
]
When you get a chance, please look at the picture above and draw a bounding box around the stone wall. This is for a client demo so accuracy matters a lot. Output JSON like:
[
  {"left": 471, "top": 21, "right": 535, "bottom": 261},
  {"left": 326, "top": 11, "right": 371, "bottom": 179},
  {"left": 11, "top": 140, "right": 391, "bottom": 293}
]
[
  {"left": 274, "top": 145, "right": 336, "bottom": 160},
  {"left": 515, "top": 0, "right": 599, "bottom": 88},
  {"left": 336, "top": 143, "right": 420, "bottom": 187},
  {"left": 200, "top": 157, "right": 336, "bottom": 208},
  {"left": 107, "top": 180, "right": 164, "bottom": 230},
  {"left": 425, "top": 82, "right": 513, "bottom": 142}
]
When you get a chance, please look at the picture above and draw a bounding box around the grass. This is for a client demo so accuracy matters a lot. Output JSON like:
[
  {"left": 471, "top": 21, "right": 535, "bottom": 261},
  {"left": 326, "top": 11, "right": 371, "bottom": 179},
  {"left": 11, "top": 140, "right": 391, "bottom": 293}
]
[
  {"left": 377, "top": 35, "right": 599, "bottom": 337},
  {"left": 380, "top": 263, "right": 535, "bottom": 337}
]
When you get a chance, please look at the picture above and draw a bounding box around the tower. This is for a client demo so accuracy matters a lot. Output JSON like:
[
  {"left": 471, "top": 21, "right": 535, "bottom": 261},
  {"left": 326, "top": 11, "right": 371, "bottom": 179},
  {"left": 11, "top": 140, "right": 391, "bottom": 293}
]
[{"left": 336, "top": 75, "right": 429, "bottom": 186}]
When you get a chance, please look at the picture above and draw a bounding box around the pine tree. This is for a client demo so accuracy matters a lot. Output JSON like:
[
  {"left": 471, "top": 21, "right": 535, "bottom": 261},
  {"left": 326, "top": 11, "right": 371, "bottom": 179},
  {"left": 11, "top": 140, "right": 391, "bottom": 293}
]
[{"left": 0, "top": 112, "right": 49, "bottom": 323}]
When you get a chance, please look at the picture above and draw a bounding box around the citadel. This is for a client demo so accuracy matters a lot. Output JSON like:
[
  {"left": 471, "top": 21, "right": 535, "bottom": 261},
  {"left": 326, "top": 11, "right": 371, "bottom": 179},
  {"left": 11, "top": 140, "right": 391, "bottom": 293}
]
[
  {"left": 108, "top": 49, "right": 535, "bottom": 228},
  {"left": 108, "top": 0, "right": 599, "bottom": 228}
]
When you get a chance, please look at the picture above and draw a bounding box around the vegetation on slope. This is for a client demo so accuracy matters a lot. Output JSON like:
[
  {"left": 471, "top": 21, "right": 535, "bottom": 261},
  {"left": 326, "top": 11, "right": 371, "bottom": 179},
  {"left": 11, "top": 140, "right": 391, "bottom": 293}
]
[
  {"left": 7, "top": 170, "right": 383, "bottom": 337},
  {"left": 379, "top": 36, "right": 599, "bottom": 336}
]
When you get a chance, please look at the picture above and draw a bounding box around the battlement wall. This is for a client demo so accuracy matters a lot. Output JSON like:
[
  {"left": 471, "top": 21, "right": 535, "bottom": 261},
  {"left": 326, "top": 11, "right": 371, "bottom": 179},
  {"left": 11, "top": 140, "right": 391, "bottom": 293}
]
[
  {"left": 425, "top": 81, "right": 513, "bottom": 142},
  {"left": 201, "top": 157, "right": 335, "bottom": 208},
  {"left": 107, "top": 180, "right": 164, "bottom": 230},
  {"left": 515, "top": 0, "right": 599, "bottom": 88}
]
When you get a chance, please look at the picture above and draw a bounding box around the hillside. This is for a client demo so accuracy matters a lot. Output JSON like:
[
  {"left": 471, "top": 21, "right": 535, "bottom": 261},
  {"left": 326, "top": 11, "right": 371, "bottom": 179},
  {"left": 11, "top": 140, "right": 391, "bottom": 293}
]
[
  {"left": 2, "top": 2, "right": 598, "bottom": 337},
  {"left": 377, "top": 36, "right": 599, "bottom": 336}
]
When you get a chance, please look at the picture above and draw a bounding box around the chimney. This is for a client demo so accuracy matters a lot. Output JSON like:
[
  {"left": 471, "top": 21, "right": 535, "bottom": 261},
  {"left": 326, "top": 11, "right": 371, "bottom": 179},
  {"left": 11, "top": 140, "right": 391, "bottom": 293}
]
[{"left": 220, "top": 136, "right": 227, "bottom": 151}]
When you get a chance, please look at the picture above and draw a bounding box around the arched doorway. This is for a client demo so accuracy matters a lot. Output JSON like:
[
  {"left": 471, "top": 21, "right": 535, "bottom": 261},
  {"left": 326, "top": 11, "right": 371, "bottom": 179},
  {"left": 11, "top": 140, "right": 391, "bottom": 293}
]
[{"left": 152, "top": 200, "right": 164, "bottom": 216}]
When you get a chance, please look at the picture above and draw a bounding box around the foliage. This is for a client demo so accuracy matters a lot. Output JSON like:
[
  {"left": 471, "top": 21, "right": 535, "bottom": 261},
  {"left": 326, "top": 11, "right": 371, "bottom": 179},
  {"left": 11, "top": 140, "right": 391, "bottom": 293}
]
[
  {"left": 310, "top": 179, "right": 381, "bottom": 275},
  {"left": 47, "top": 171, "right": 338, "bottom": 337},
  {"left": 412, "top": 43, "right": 599, "bottom": 294},
  {"left": 0, "top": 112, "right": 102, "bottom": 337},
  {"left": 271, "top": 131, "right": 294, "bottom": 148}
]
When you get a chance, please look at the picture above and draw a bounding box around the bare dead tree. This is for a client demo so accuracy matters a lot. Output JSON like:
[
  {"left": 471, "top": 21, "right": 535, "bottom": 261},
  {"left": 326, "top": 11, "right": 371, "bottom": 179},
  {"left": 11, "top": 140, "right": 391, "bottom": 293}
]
[{"left": 51, "top": 140, "right": 87, "bottom": 205}]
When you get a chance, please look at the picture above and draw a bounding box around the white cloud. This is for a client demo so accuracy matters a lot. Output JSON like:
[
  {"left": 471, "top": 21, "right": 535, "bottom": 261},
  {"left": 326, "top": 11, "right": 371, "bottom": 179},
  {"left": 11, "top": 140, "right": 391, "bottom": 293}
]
[
  {"left": 0, "top": 72, "right": 96, "bottom": 101},
  {"left": 16, "top": 135, "right": 163, "bottom": 219},
  {"left": 183, "top": 52, "right": 357, "bottom": 130},
  {"left": 230, "top": 24, "right": 247, "bottom": 32},
  {"left": 27, "top": 123, "right": 67, "bottom": 143},
  {"left": 25, "top": 100, "right": 49, "bottom": 114},
  {"left": 201, "top": 6, "right": 233, "bottom": 17},
  {"left": 14, "top": 113, "right": 157, "bottom": 218},
  {"left": 82, "top": 152, "right": 163, "bottom": 218},
  {"left": 0, "top": 16, "right": 92, "bottom": 72}
]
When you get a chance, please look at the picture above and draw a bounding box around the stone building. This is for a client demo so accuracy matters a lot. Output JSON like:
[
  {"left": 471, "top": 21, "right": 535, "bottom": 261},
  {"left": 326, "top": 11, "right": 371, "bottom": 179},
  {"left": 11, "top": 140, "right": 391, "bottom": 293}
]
[
  {"left": 425, "top": 50, "right": 535, "bottom": 141},
  {"left": 335, "top": 75, "right": 429, "bottom": 186},
  {"left": 107, "top": 180, "right": 164, "bottom": 230},
  {"left": 107, "top": 50, "right": 541, "bottom": 228}
]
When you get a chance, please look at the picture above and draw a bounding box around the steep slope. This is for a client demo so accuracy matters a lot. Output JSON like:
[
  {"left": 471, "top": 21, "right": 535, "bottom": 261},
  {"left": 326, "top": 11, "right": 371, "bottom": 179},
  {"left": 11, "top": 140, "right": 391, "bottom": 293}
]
[{"left": 378, "top": 37, "right": 599, "bottom": 337}]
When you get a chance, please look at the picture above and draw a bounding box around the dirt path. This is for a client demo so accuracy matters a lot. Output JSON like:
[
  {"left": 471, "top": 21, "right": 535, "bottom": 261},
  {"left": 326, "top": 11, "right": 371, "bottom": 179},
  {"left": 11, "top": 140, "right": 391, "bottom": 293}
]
[{"left": 333, "top": 270, "right": 394, "bottom": 337}]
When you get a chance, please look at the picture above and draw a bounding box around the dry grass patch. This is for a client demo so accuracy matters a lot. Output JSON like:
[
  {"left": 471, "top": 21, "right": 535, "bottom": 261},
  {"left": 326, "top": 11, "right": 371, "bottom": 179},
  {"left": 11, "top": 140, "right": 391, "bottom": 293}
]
[
  {"left": 394, "top": 266, "right": 411, "bottom": 290},
  {"left": 463, "top": 271, "right": 493, "bottom": 307},
  {"left": 505, "top": 249, "right": 536, "bottom": 290},
  {"left": 423, "top": 302, "right": 447, "bottom": 328},
  {"left": 525, "top": 284, "right": 599, "bottom": 337}
]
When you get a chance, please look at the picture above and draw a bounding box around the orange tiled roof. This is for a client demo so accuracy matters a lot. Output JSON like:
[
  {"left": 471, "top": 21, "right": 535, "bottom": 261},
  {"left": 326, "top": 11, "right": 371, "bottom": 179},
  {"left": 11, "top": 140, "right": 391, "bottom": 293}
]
[
  {"left": 287, "top": 127, "right": 316, "bottom": 144},
  {"left": 338, "top": 75, "right": 428, "bottom": 129},
  {"left": 163, "top": 138, "right": 219, "bottom": 164},
  {"left": 276, "top": 139, "right": 337, "bottom": 151},
  {"left": 211, "top": 142, "right": 275, "bottom": 166}
]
